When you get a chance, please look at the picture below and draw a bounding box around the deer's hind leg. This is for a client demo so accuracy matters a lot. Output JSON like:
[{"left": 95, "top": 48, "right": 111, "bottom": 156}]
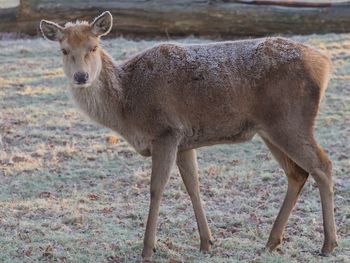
[
  {"left": 177, "top": 149, "right": 213, "bottom": 252},
  {"left": 261, "top": 137, "right": 309, "bottom": 251},
  {"left": 260, "top": 128, "right": 337, "bottom": 255}
]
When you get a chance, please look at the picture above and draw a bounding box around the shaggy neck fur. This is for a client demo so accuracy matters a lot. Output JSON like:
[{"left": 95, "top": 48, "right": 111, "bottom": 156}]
[{"left": 70, "top": 49, "right": 123, "bottom": 130}]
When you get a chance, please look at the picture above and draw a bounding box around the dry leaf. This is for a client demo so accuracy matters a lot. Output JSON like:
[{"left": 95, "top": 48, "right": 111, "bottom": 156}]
[
  {"left": 42, "top": 244, "right": 53, "bottom": 257},
  {"left": 38, "top": 191, "right": 53, "bottom": 198},
  {"left": 88, "top": 194, "right": 99, "bottom": 201},
  {"left": 107, "top": 135, "right": 119, "bottom": 145}
]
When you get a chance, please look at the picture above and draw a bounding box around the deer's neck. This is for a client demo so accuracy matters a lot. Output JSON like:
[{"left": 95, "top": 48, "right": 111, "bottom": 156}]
[{"left": 70, "top": 49, "right": 124, "bottom": 131}]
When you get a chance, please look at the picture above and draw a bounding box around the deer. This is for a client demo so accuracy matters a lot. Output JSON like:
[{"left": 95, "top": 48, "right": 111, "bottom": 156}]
[{"left": 40, "top": 11, "right": 338, "bottom": 259}]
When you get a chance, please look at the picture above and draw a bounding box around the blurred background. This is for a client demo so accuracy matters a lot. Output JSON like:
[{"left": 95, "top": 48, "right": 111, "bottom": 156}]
[{"left": 0, "top": 1, "right": 349, "bottom": 263}]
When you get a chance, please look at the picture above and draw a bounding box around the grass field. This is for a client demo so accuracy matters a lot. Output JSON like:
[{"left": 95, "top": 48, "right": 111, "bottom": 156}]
[{"left": 0, "top": 34, "right": 349, "bottom": 263}]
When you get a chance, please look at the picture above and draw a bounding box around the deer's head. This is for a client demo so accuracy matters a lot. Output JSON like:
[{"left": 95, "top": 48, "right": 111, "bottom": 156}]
[{"left": 40, "top": 11, "right": 113, "bottom": 88}]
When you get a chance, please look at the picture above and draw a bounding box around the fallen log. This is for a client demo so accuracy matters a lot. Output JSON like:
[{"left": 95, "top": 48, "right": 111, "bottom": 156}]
[
  {"left": 1, "top": 0, "right": 350, "bottom": 38},
  {"left": 0, "top": 6, "right": 19, "bottom": 34}
]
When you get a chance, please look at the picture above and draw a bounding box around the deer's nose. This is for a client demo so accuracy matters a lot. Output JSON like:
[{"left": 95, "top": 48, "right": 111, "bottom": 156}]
[{"left": 74, "top": 72, "right": 89, "bottom": 84}]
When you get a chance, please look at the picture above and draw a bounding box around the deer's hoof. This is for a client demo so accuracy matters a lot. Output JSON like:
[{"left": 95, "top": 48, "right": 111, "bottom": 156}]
[
  {"left": 266, "top": 237, "right": 282, "bottom": 252},
  {"left": 200, "top": 239, "right": 213, "bottom": 253},
  {"left": 141, "top": 247, "right": 156, "bottom": 259},
  {"left": 321, "top": 240, "right": 338, "bottom": 256}
]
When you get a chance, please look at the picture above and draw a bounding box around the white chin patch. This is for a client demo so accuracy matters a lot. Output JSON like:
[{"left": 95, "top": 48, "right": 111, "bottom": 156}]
[{"left": 72, "top": 83, "right": 90, "bottom": 89}]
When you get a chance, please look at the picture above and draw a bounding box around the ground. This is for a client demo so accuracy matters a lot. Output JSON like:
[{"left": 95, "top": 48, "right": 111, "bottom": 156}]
[{"left": 0, "top": 34, "right": 349, "bottom": 263}]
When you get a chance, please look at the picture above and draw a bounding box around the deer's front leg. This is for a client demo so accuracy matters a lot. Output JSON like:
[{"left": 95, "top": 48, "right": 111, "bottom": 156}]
[
  {"left": 177, "top": 149, "right": 213, "bottom": 252},
  {"left": 141, "top": 133, "right": 180, "bottom": 259}
]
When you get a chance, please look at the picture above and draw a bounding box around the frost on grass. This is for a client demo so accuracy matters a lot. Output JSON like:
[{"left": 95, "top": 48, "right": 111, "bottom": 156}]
[{"left": 0, "top": 35, "right": 349, "bottom": 262}]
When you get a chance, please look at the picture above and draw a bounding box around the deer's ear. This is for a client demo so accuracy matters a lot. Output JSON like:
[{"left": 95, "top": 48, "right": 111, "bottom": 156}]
[
  {"left": 90, "top": 11, "right": 113, "bottom": 37},
  {"left": 40, "top": 20, "right": 64, "bottom": 41}
]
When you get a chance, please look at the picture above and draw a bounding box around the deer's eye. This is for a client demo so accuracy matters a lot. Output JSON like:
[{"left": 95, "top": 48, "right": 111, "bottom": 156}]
[
  {"left": 91, "top": 46, "right": 98, "bottom": 53},
  {"left": 61, "top": 49, "right": 68, "bottom": 55}
]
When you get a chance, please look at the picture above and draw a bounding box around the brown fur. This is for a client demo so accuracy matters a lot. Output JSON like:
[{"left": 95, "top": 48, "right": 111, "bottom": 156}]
[
  {"left": 63, "top": 25, "right": 93, "bottom": 45},
  {"left": 40, "top": 12, "right": 338, "bottom": 259}
]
